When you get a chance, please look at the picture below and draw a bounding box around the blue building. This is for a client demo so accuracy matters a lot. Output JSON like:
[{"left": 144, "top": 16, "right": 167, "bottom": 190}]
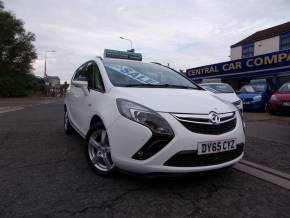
[{"left": 186, "top": 22, "right": 290, "bottom": 90}]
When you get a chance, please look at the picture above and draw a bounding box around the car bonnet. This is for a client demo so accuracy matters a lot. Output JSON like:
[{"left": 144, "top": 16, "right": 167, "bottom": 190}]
[{"left": 110, "top": 87, "right": 237, "bottom": 114}]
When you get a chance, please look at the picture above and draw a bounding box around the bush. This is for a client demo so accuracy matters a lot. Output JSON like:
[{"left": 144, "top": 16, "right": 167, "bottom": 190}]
[{"left": 0, "top": 73, "right": 46, "bottom": 97}]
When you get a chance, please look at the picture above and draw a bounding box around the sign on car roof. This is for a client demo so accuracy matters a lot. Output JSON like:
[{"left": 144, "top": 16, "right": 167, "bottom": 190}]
[{"left": 104, "top": 49, "right": 142, "bottom": 61}]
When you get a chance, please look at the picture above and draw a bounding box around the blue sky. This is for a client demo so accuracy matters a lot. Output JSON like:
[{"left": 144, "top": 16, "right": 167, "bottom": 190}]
[{"left": 3, "top": 0, "right": 290, "bottom": 82}]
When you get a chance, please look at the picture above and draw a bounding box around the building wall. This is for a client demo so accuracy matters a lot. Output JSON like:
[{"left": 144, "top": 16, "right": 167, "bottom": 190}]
[
  {"left": 254, "top": 36, "right": 279, "bottom": 56},
  {"left": 230, "top": 46, "right": 242, "bottom": 60},
  {"left": 230, "top": 36, "right": 280, "bottom": 60},
  {"left": 49, "top": 78, "right": 60, "bottom": 87}
]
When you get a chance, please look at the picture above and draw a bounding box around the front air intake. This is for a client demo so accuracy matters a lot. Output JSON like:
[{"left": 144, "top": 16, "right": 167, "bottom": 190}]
[{"left": 132, "top": 134, "right": 174, "bottom": 160}]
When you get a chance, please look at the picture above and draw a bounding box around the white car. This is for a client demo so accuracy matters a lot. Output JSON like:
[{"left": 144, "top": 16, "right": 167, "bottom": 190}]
[
  {"left": 200, "top": 83, "right": 243, "bottom": 110},
  {"left": 64, "top": 56, "right": 245, "bottom": 176}
]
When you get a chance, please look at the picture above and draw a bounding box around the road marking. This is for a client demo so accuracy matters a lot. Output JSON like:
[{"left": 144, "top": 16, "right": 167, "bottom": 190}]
[
  {"left": 234, "top": 160, "right": 290, "bottom": 190},
  {"left": 0, "top": 106, "right": 24, "bottom": 114},
  {"left": 0, "top": 99, "right": 61, "bottom": 114}
]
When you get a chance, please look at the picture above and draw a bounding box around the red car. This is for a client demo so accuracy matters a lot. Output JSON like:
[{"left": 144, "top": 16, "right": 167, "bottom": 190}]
[{"left": 269, "top": 83, "right": 290, "bottom": 114}]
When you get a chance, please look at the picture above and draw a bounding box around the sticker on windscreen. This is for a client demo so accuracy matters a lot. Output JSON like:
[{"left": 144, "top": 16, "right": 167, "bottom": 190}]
[{"left": 105, "top": 64, "right": 159, "bottom": 85}]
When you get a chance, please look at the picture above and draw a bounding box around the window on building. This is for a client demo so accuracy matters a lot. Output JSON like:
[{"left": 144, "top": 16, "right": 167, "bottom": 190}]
[
  {"left": 280, "top": 32, "right": 290, "bottom": 51},
  {"left": 242, "top": 43, "right": 254, "bottom": 58}
]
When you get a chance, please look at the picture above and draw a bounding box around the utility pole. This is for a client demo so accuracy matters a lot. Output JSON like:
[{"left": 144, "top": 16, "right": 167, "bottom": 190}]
[
  {"left": 44, "top": 50, "right": 56, "bottom": 78},
  {"left": 120, "top": 36, "right": 135, "bottom": 52}
]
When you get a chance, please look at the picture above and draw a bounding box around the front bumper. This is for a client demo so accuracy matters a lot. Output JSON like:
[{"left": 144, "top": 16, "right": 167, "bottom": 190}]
[
  {"left": 108, "top": 111, "right": 245, "bottom": 174},
  {"left": 269, "top": 101, "right": 290, "bottom": 113},
  {"left": 242, "top": 100, "right": 264, "bottom": 110}
]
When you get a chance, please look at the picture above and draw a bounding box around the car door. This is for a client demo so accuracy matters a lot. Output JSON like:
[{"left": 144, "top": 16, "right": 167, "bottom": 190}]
[
  {"left": 68, "top": 64, "right": 88, "bottom": 133},
  {"left": 77, "top": 61, "right": 106, "bottom": 135}
]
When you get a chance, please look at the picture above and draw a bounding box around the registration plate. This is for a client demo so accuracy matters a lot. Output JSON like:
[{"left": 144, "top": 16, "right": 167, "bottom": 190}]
[
  {"left": 197, "top": 139, "right": 237, "bottom": 155},
  {"left": 243, "top": 101, "right": 250, "bottom": 105},
  {"left": 283, "top": 102, "right": 290, "bottom": 106}
]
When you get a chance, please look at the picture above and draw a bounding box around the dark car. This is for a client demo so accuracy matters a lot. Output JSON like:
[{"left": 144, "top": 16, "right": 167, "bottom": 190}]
[
  {"left": 238, "top": 82, "right": 272, "bottom": 111},
  {"left": 268, "top": 83, "right": 290, "bottom": 114}
]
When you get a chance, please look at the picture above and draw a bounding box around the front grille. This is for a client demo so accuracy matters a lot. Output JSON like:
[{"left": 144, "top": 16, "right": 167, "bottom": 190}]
[
  {"left": 277, "top": 105, "right": 290, "bottom": 113},
  {"left": 164, "top": 143, "right": 244, "bottom": 167},
  {"left": 173, "top": 112, "right": 237, "bottom": 135},
  {"left": 242, "top": 98, "right": 253, "bottom": 102}
]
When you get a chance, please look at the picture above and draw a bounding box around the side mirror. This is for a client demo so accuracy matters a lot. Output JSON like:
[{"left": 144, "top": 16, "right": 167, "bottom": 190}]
[{"left": 72, "top": 80, "right": 89, "bottom": 96}]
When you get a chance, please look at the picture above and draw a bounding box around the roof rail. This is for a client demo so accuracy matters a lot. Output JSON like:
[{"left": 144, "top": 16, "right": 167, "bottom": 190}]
[{"left": 95, "top": 56, "right": 103, "bottom": 60}]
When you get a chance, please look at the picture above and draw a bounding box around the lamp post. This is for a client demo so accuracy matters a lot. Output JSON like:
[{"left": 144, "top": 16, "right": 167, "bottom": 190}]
[
  {"left": 120, "top": 36, "right": 134, "bottom": 52},
  {"left": 44, "top": 50, "right": 56, "bottom": 78}
]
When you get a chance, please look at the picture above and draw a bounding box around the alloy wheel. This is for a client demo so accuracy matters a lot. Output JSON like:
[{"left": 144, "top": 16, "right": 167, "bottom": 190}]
[{"left": 88, "top": 129, "right": 114, "bottom": 172}]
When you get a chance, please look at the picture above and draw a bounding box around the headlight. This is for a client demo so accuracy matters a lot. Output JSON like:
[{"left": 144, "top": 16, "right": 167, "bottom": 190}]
[
  {"left": 270, "top": 95, "right": 278, "bottom": 101},
  {"left": 232, "top": 100, "right": 242, "bottom": 108},
  {"left": 116, "top": 98, "right": 174, "bottom": 136},
  {"left": 116, "top": 98, "right": 174, "bottom": 160},
  {"left": 253, "top": 95, "right": 262, "bottom": 101}
]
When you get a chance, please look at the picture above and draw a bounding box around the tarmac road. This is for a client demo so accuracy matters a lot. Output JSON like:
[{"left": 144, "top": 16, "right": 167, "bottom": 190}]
[
  {"left": 244, "top": 112, "right": 290, "bottom": 173},
  {"left": 0, "top": 99, "right": 289, "bottom": 218}
]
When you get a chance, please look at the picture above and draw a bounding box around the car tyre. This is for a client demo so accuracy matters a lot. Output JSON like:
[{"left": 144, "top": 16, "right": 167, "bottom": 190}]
[
  {"left": 86, "top": 123, "right": 116, "bottom": 176},
  {"left": 64, "top": 110, "right": 75, "bottom": 134},
  {"left": 269, "top": 108, "right": 276, "bottom": 115}
]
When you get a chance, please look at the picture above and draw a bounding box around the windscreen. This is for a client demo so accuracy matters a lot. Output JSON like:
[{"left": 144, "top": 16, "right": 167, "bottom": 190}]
[
  {"left": 279, "top": 83, "right": 290, "bottom": 92},
  {"left": 103, "top": 59, "right": 199, "bottom": 89},
  {"left": 201, "top": 84, "right": 234, "bottom": 93},
  {"left": 240, "top": 84, "right": 267, "bottom": 93}
]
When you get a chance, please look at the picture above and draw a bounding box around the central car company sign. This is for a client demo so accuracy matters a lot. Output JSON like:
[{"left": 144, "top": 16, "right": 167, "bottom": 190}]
[{"left": 186, "top": 49, "right": 290, "bottom": 80}]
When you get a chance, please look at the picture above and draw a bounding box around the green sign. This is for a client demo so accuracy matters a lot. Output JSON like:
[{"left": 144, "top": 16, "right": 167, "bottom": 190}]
[{"left": 104, "top": 49, "right": 142, "bottom": 61}]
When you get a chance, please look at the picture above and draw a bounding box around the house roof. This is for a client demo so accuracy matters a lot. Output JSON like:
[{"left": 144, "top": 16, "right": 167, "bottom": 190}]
[{"left": 231, "top": 21, "right": 290, "bottom": 48}]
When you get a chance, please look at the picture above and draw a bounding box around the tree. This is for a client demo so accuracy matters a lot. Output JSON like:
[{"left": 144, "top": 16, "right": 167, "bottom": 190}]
[
  {"left": 0, "top": 1, "right": 37, "bottom": 75},
  {"left": 0, "top": 1, "right": 43, "bottom": 97}
]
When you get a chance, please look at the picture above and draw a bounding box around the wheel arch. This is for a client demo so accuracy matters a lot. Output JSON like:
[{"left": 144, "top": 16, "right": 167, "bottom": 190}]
[{"left": 86, "top": 115, "right": 105, "bottom": 140}]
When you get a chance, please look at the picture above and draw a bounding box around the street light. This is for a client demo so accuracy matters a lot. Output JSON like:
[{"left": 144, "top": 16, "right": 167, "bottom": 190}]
[
  {"left": 44, "top": 50, "right": 56, "bottom": 78},
  {"left": 120, "top": 36, "right": 134, "bottom": 52}
]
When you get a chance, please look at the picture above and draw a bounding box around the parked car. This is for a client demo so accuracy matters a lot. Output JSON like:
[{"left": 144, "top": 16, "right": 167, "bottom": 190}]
[
  {"left": 268, "top": 83, "right": 290, "bottom": 114},
  {"left": 64, "top": 55, "right": 245, "bottom": 176},
  {"left": 200, "top": 83, "right": 243, "bottom": 110},
  {"left": 238, "top": 82, "right": 272, "bottom": 111}
]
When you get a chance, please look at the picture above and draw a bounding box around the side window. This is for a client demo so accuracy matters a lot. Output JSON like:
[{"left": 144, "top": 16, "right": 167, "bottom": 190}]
[
  {"left": 73, "top": 61, "right": 105, "bottom": 92},
  {"left": 94, "top": 63, "right": 105, "bottom": 91},
  {"left": 73, "top": 65, "right": 88, "bottom": 81},
  {"left": 73, "top": 66, "right": 82, "bottom": 81},
  {"left": 85, "top": 62, "right": 94, "bottom": 87}
]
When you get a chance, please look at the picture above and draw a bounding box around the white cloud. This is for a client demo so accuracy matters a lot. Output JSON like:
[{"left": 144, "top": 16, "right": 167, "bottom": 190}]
[{"left": 3, "top": 0, "right": 290, "bottom": 82}]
